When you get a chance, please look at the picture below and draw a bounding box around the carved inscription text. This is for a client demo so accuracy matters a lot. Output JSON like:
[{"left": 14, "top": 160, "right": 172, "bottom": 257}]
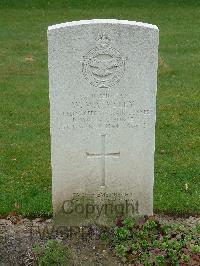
[{"left": 58, "top": 92, "right": 152, "bottom": 130}]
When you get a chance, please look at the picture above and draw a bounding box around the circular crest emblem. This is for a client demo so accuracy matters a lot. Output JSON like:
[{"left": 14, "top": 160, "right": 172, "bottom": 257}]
[{"left": 82, "top": 34, "right": 126, "bottom": 88}]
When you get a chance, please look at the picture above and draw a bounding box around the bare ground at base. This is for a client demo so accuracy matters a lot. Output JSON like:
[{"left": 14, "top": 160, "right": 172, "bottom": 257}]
[{"left": 0, "top": 214, "right": 199, "bottom": 265}]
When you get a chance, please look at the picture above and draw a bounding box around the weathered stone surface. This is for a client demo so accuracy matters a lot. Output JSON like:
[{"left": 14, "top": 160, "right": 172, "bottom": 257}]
[{"left": 48, "top": 19, "right": 159, "bottom": 225}]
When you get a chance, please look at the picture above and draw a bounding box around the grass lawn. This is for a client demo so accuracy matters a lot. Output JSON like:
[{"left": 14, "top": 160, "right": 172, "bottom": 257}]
[{"left": 0, "top": 1, "right": 199, "bottom": 217}]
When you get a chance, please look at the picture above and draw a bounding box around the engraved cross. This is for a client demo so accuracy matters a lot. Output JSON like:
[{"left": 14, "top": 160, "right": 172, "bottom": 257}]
[{"left": 86, "top": 134, "right": 120, "bottom": 187}]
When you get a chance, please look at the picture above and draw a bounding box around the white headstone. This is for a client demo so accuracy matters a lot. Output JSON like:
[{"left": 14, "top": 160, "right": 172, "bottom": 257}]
[{"left": 48, "top": 19, "right": 159, "bottom": 225}]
